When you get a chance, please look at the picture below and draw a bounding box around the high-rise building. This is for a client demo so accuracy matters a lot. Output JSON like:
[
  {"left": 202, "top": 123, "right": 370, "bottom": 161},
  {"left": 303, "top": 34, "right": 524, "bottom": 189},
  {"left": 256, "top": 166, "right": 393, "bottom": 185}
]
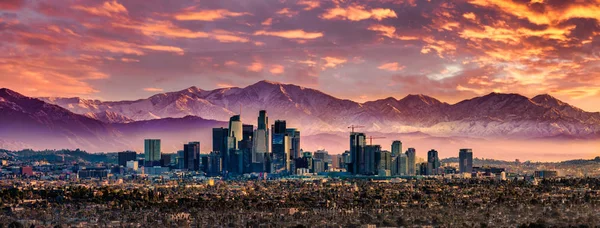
[
  {"left": 184, "top": 142, "right": 200, "bottom": 171},
  {"left": 395, "top": 153, "right": 408, "bottom": 175},
  {"left": 118, "top": 151, "right": 136, "bottom": 167},
  {"left": 376, "top": 150, "right": 392, "bottom": 172},
  {"left": 349, "top": 132, "right": 366, "bottom": 175},
  {"left": 253, "top": 111, "right": 269, "bottom": 164},
  {"left": 391, "top": 141, "right": 402, "bottom": 157},
  {"left": 286, "top": 128, "right": 301, "bottom": 159},
  {"left": 271, "top": 120, "right": 290, "bottom": 173},
  {"left": 240, "top": 124, "right": 254, "bottom": 174},
  {"left": 160, "top": 154, "right": 172, "bottom": 167},
  {"left": 427, "top": 149, "right": 440, "bottom": 175},
  {"left": 144, "top": 139, "right": 161, "bottom": 167},
  {"left": 363, "top": 145, "right": 380, "bottom": 175},
  {"left": 405, "top": 148, "right": 416, "bottom": 175},
  {"left": 258, "top": 110, "right": 268, "bottom": 130},
  {"left": 212, "top": 128, "right": 229, "bottom": 153},
  {"left": 228, "top": 115, "right": 243, "bottom": 146},
  {"left": 459, "top": 149, "right": 473, "bottom": 174}
]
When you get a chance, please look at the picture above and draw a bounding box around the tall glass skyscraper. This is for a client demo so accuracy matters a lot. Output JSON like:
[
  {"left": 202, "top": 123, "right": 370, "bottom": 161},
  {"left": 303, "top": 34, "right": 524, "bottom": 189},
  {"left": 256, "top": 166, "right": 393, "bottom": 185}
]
[
  {"left": 391, "top": 140, "right": 402, "bottom": 157},
  {"left": 184, "top": 141, "right": 200, "bottom": 171},
  {"left": 459, "top": 148, "right": 473, "bottom": 174},
  {"left": 253, "top": 110, "right": 269, "bottom": 164},
  {"left": 144, "top": 139, "right": 161, "bottom": 167},
  {"left": 427, "top": 149, "right": 440, "bottom": 175},
  {"left": 405, "top": 148, "right": 416, "bottom": 175},
  {"left": 349, "top": 132, "right": 366, "bottom": 175}
]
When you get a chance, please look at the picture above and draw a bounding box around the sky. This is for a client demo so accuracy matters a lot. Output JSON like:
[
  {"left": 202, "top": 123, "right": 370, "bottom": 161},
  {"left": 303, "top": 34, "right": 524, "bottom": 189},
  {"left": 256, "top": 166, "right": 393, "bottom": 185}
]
[{"left": 1, "top": 0, "right": 600, "bottom": 111}]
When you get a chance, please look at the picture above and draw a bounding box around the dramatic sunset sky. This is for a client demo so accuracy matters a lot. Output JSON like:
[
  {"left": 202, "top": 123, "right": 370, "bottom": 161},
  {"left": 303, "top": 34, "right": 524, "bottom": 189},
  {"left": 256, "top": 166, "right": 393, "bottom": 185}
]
[{"left": 1, "top": 0, "right": 599, "bottom": 111}]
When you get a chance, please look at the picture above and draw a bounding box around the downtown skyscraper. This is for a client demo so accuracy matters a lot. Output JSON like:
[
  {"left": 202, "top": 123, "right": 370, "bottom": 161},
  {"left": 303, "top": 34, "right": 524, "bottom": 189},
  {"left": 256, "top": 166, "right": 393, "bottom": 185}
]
[
  {"left": 427, "top": 149, "right": 440, "bottom": 175},
  {"left": 349, "top": 132, "right": 366, "bottom": 175},
  {"left": 144, "top": 139, "right": 161, "bottom": 167},
  {"left": 252, "top": 110, "right": 269, "bottom": 164},
  {"left": 391, "top": 140, "right": 402, "bottom": 157},
  {"left": 406, "top": 148, "right": 416, "bottom": 175},
  {"left": 459, "top": 148, "right": 473, "bottom": 174}
]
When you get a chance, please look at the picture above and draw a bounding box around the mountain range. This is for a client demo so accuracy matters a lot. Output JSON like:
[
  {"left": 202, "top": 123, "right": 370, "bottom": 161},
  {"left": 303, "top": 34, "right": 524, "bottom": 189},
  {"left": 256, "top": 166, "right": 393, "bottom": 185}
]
[{"left": 2, "top": 80, "right": 600, "bottom": 154}]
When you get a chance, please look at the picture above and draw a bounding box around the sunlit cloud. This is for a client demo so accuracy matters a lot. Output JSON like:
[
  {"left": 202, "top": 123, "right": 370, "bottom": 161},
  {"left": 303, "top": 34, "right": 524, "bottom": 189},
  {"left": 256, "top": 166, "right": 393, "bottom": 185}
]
[
  {"left": 174, "top": 9, "right": 250, "bottom": 21},
  {"left": 247, "top": 62, "right": 264, "bottom": 72},
  {"left": 297, "top": 0, "right": 320, "bottom": 11},
  {"left": 71, "top": 0, "right": 127, "bottom": 17},
  {"left": 269, "top": 64, "right": 285, "bottom": 74},
  {"left": 321, "top": 5, "right": 397, "bottom": 21},
  {"left": 322, "top": 57, "right": 347, "bottom": 69},
  {"left": 368, "top": 24, "right": 419, "bottom": 40},
  {"left": 378, "top": 62, "right": 405, "bottom": 71},
  {"left": 140, "top": 45, "right": 185, "bottom": 55},
  {"left": 254, "top": 29, "right": 323, "bottom": 39},
  {"left": 143, "top": 87, "right": 164, "bottom": 92}
]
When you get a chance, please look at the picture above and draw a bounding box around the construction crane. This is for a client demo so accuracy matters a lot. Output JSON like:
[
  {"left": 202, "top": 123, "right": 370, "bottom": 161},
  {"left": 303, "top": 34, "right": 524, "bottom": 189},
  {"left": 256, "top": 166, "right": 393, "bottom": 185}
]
[
  {"left": 367, "top": 136, "right": 386, "bottom": 145},
  {"left": 347, "top": 125, "right": 365, "bottom": 133}
]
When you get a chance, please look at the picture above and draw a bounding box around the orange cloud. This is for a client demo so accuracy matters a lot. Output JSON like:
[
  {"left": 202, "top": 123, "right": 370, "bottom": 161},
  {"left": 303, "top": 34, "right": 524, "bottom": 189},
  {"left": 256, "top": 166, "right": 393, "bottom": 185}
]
[
  {"left": 71, "top": 1, "right": 127, "bottom": 17},
  {"left": 378, "top": 62, "right": 405, "bottom": 71},
  {"left": 143, "top": 87, "right": 164, "bottom": 92},
  {"left": 322, "top": 57, "right": 347, "bottom": 69},
  {"left": 140, "top": 45, "right": 185, "bottom": 55},
  {"left": 276, "top": 8, "right": 298, "bottom": 17},
  {"left": 462, "top": 12, "right": 477, "bottom": 20},
  {"left": 121, "top": 58, "right": 139, "bottom": 63},
  {"left": 368, "top": 24, "right": 419, "bottom": 40},
  {"left": 269, "top": 64, "right": 285, "bottom": 74},
  {"left": 254, "top": 29, "right": 323, "bottom": 39},
  {"left": 298, "top": 0, "right": 320, "bottom": 10},
  {"left": 113, "top": 20, "right": 249, "bottom": 42},
  {"left": 321, "top": 5, "right": 397, "bottom": 21},
  {"left": 247, "top": 62, "right": 264, "bottom": 72},
  {"left": 261, "top": 18, "right": 273, "bottom": 26},
  {"left": 468, "top": 0, "right": 600, "bottom": 25},
  {"left": 0, "top": 56, "right": 106, "bottom": 97},
  {"left": 174, "top": 9, "right": 250, "bottom": 21}
]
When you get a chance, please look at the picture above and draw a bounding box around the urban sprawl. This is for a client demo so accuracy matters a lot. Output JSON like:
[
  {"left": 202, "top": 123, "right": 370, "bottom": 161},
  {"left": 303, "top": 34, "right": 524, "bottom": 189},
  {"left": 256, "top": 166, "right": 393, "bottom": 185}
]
[{"left": 2, "top": 110, "right": 600, "bottom": 227}]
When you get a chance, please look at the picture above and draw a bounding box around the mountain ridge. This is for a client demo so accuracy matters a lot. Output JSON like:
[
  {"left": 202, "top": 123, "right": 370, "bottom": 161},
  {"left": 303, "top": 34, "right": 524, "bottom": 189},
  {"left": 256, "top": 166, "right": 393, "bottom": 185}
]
[{"left": 6, "top": 79, "right": 600, "bottom": 139}]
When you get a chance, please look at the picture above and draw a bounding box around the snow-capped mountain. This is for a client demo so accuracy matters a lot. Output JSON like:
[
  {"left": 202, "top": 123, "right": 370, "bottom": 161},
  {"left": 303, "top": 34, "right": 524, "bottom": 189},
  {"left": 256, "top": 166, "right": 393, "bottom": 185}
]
[
  {"left": 34, "top": 80, "right": 600, "bottom": 138},
  {"left": 0, "top": 88, "right": 127, "bottom": 151}
]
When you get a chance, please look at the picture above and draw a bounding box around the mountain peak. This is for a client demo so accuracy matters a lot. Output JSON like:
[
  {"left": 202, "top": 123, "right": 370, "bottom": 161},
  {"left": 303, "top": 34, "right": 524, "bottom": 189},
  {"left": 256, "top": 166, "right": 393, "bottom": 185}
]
[
  {"left": 0, "top": 88, "right": 25, "bottom": 99},
  {"left": 400, "top": 94, "right": 442, "bottom": 106},
  {"left": 532, "top": 94, "right": 564, "bottom": 105}
]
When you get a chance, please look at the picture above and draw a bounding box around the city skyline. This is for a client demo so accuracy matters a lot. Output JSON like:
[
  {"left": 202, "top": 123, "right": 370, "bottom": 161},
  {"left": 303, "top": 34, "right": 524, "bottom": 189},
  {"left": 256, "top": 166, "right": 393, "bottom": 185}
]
[{"left": 1, "top": 0, "right": 599, "bottom": 112}]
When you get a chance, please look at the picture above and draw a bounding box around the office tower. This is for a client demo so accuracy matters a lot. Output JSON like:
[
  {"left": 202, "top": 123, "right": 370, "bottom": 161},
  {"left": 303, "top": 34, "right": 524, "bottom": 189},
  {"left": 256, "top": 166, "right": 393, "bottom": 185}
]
[
  {"left": 427, "top": 149, "right": 440, "bottom": 175},
  {"left": 206, "top": 151, "right": 222, "bottom": 176},
  {"left": 312, "top": 159, "right": 325, "bottom": 173},
  {"left": 391, "top": 140, "right": 402, "bottom": 157},
  {"left": 396, "top": 153, "right": 408, "bottom": 175},
  {"left": 364, "top": 145, "right": 380, "bottom": 175},
  {"left": 271, "top": 120, "right": 290, "bottom": 173},
  {"left": 144, "top": 139, "right": 161, "bottom": 167},
  {"left": 376, "top": 150, "right": 392, "bottom": 172},
  {"left": 160, "top": 154, "right": 172, "bottom": 167},
  {"left": 258, "top": 110, "right": 268, "bottom": 130},
  {"left": 286, "top": 128, "right": 301, "bottom": 159},
  {"left": 212, "top": 128, "right": 229, "bottom": 153},
  {"left": 273, "top": 120, "right": 286, "bottom": 134},
  {"left": 176, "top": 150, "right": 185, "bottom": 169},
  {"left": 253, "top": 111, "right": 270, "bottom": 164},
  {"left": 349, "top": 132, "right": 366, "bottom": 175},
  {"left": 184, "top": 142, "right": 200, "bottom": 171},
  {"left": 418, "top": 162, "right": 428, "bottom": 175},
  {"left": 340, "top": 151, "right": 351, "bottom": 170},
  {"left": 239, "top": 124, "right": 254, "bottom": 174},
  {"left": 229, "top": 115, "right": 243, "bottom": 147},
  {"left": 459, "top": 148, "right": 473, "bottom": 174},
  {"left": 405, "top": 148, "right": 416, "bottom": 175},
  {"left": 118, "top": 151, "right": 136, "bottom": 167}
]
